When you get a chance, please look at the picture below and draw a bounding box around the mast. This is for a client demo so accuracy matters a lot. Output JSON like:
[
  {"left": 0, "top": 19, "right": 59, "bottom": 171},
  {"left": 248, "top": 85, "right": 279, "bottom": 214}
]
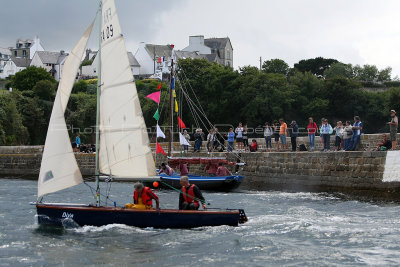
[
  {"left": 95, "top": 0, "right": 102, "bottom": 206},
  {"left": 168, "top": 59, "right": 174, "bottom": 156}
]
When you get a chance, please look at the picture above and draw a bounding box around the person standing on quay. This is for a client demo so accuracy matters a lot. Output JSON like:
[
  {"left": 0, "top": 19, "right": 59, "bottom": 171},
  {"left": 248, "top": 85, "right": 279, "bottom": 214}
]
[
  {"left": 273, "top": 120, "right": 280, "bottom": 151},
  {"left": 279, "top": 118, "right": 288, "bottom": 151},
  {"left": 334, "top": 121, "right": 344, "bottom": 151},
  {"left": 235, "top": 123, "right": 244, "bottom": 152},
  {"left": 307, "top": 117, "right": 318, "bottom": 151},
  {"left": 264, "top": 122, "right": 273, "bottom": 152},
  {"left": 348, "top": 116, "right": 363, "bottom": 151},
  {"left": 320, "top": 119, "right": 333, "bottom": 151},
  {"left": 227, "top": 128, "right": 235, "bottom": 152},
  {"left": 387, "top": 110, "right": 398, "bottom": 150},
  {"left": 75, "top": 133, "right": 81, "bottom": 149},
  {"left": 290, "top": 121, "right": 298, "bottom": 152},
  {"left": 319, "top": 118, "right": 325, "bottom": 151},
  {"left": 183, "top": 130, "right": 190, "bottom": 153},
  {"left": 343, "top": 121, "right": 353, "bottom": 151}
]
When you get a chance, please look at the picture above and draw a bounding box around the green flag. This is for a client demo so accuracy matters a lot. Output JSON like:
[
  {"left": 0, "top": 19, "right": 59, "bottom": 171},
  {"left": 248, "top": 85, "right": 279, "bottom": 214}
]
[{"left": 153, "top": 108, "right": 160, "bottom": 121}]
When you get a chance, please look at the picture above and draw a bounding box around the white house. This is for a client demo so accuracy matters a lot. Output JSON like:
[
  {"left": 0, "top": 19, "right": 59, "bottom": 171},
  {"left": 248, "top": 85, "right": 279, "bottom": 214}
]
[
  {"left": 30, "top": 51, "right": 68, "bottom": 81},
  {"left": 0, "top": 57, "right": 30, "bottom": 79},
  {"left": 182, "top": 35, "right": 211, "bottom": 55},
  {"left": 134, "top": 43, "right": 173, "bottom": 77},
  {"left": 81, "top": 51, "right": 141, "bottom": 78}
]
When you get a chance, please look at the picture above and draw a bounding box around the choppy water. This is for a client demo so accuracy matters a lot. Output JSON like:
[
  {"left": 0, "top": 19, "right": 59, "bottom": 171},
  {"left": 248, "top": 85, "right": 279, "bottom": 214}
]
[{"left": 1, "top": 179, "right": 400, "bottom": 266}]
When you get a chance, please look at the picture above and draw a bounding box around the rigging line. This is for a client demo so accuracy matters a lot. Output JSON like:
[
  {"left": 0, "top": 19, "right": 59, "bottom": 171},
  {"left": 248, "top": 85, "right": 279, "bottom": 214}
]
[
  {"left": 176, "top": 72, "right": 243, "bottom": 162},
  {"left": 159, "top": 180, "right": 208, "bottom": 205},
  {"left": 175, "top": 70, "right": 242, "bottom": 161},
  {"left": 84, "top": 181, "right": 118, "bottom": 205},
  {"left": 176, "top": 77, "right": 200, "bottom": 128}
]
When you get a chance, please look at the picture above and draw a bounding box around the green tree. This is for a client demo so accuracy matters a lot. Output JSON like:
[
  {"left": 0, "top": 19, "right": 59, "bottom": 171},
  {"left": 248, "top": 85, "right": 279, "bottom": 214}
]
[
  {"left": 10, "top": 66, "right": 56, "bottom": 91},
  {"left": 72, "top": 80, "right": 89, "bottom": 94},
  {"left": 324, "top": 63, "right": 354, "bottom": 79},
  {"left": 377, "top": 67, "right": 392, "bottom": 82},
  {"left": 32, "top": 80, "right": 56, "bottom": 101},
  {"left": 294, "top": 57, "right": 339, "bottom": 77},
  {"left": 262, "top": 59, "right": 289, "bottom": 76}
]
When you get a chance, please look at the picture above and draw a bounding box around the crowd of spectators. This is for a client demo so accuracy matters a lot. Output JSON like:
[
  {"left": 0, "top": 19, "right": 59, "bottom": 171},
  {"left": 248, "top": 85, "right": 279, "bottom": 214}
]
[{"left": 182, "top": 110, "right": 398, "bottom": 153}]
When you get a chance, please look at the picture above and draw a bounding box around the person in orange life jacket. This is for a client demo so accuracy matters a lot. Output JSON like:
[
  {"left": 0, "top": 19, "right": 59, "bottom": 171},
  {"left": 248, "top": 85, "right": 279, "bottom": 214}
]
[
  {"left": 157, "top": 162, "right": 174, "bottom": 176},
  {"left": 130, "top": 182, "right": 159, "bottom": 209},
  {"left": 179, "top": 176, "right": 206, "bottom": 210},
  {"left": 216, "top": 162, "right": 232, "bottom": 176},
  {"left": 204, "top": 162, "right": 218, "bottom": 176},
  {"left": 178, "top": 162, "right": 189, "bottom": 176}
]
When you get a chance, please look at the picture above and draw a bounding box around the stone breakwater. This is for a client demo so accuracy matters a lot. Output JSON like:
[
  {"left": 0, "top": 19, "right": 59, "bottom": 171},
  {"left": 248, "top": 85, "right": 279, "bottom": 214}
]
[{"left": 2, "top": 143, "right": 400, "bottom": 200}]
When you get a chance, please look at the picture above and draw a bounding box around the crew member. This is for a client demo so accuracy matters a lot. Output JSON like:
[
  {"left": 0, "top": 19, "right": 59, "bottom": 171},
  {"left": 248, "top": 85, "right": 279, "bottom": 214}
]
[
  {"left": 216, "top": 162, "right": 232, "bottom": 176},
  {"left": 125, "top": 182, "right": 159, "bottom": 210},
  {"left": 179, "top": 162, "right": 189, "bottom": 176},
  {"left": 204, "top": 162, "right": 218, "bottom": 176},
  {"left": 158, "top": 162, "right": 174, "bottom": 176},
  {"left": 179, "top": 176, "right": 207, "bottom": 210}
]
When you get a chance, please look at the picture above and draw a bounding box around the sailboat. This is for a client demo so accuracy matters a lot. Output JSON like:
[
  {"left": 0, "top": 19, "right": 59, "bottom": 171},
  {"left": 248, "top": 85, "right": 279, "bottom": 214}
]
[{"left": 35, "top": 0, "right": 247, "bottom": 228}]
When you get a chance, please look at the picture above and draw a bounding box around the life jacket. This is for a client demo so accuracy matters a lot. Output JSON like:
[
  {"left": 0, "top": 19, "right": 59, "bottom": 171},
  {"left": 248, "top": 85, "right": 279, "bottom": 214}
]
[
  {"left": 182, "top": 184, "right": 199, "bottom": 206},
  {"left": 133, "top": 187, "right": 153, "bottom": 207}
]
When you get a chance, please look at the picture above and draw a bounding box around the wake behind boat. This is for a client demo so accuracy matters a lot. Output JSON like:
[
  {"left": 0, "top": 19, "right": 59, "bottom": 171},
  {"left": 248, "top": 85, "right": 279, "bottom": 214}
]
[{"left": 34, "top": 0, "right": 247, "bottom": 228}]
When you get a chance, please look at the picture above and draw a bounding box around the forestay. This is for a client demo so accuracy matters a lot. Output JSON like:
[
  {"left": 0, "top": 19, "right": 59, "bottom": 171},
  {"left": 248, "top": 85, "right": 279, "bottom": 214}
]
[
  {"left": 38, "top": 23, "right": 94, "bottom": 198},
  {"left": 98, "top": 0, "right": 156, "bottom": 178}
]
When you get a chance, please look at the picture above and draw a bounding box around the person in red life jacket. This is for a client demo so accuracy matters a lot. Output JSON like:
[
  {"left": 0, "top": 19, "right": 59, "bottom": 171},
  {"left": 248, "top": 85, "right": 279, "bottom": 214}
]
[
  {"left": 249, "top": 139, "right": 258, "bottom": 152},
  {"left": 130, "top": 182, "right": 159, "bottom": 210},
  {"left": 179, "top": 176, "right": 207, "bottom": 210},
  {"left": 204, "top": 162, "right": 218, "bottom": 176},
  {"left": 157, "top": 162, "right": 174, "bottom": 176},
  {"left": 216, "top": 162, "right": 232, "bottom": 176},
  {"left": 178, "top": 162, "right": 189, "bottom": 176}
]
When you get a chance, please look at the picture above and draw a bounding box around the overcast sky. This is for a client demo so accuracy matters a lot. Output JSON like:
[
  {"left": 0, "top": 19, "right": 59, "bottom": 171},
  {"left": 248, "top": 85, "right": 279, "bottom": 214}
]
[{"left": 2, "top": 0, "right": 400, "bottom": 77}]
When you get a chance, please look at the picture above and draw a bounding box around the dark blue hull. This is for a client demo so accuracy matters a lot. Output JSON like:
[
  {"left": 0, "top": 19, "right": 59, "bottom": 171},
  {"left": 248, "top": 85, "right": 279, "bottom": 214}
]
[
  {"left": 159, "top": 174, "right": 244, "bottom": 191},
  {"left": 36, "top": 204, "right": 247, "bottom": 228}
]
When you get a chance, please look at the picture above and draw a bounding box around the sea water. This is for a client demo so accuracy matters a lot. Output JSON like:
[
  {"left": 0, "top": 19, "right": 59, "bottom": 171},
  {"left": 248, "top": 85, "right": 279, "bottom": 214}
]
[{"left": 1, "top": 178, "right": 400, "bottom": 266}]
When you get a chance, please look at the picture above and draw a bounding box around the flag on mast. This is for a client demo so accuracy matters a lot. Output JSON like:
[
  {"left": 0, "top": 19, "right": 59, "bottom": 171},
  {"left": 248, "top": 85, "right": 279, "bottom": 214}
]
[
  {"left": 156, "top": 142, "right": 167, "bottom": 155},
  {"left": 179, "top": 132, "right": 190, "bottom": 146},
  {"left": 146, "top": 91, "right": 161, "bottom": 104},
  {"left": 156, "top": 124, "right": 166, "bottom": 138},
  {"left": 177, "top": 116, "right": 186, "bottom": 129}
]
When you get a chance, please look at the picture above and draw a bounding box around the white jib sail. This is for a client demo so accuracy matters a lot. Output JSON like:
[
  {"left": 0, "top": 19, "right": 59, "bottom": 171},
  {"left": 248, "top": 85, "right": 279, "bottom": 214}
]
[
  {"left": 38, "top": 23, "right": 94, "bottom": 198},
  {"left": 99, "top": 0, "right": 156, "bottom": 178}
]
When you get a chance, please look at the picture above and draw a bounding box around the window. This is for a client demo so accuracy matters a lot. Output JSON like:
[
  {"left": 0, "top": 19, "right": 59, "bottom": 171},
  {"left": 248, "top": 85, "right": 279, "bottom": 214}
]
[
  {"left": 22, "top": 50, "right": 27, "bottom": 57},
  {"left": 227, "top": 61, "right": 230, "bottom": 67},
  {"left": 227, "top": 50, "right": 231, "bottom": 60},
  {"left": 0, "top": 53, "right": 2, "bottom": 58},
  {"left": 14, "top": 51, "right": 17, "bottom": 57}
]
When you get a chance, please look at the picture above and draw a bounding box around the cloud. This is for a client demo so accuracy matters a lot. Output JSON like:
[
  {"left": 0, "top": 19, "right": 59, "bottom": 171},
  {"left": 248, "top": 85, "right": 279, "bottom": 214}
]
[{"left": 1, "top": 0, "right": 400, "bottom": 76}]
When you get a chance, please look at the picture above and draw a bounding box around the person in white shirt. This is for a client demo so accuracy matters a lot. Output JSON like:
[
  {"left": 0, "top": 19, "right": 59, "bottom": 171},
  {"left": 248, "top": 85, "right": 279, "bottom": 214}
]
[
  {"left": 264, "top": 122, "right": 273, "bottom": 152},
  {"left": 235, "top": 122, "right": 244, "bottom": 151}
]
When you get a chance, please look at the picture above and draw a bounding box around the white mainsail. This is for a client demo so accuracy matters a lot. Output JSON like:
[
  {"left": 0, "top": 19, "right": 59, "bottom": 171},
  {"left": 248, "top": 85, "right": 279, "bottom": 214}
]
[
  {"left": 38, "top": 23, "right": 94, "bottom": 198},
  {"left": 98, "top": 0, "right": 156, "bottom": 178}
]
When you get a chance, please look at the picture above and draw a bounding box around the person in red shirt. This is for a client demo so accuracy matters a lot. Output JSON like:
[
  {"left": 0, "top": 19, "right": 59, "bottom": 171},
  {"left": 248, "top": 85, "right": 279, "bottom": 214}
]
[
  {"left": 125, "top": 182, "right": 159, "bottom": 210},
  {"left": 204, "top": 162, "right": 218, "bottom": 176},
  {"left": 249, "top": 139, "right": 258, "bottom": 152},
  {"left": 178, "top": 162, "right": 189, "bottom": 176},
  {"left": 307, "top": 117, "right": 318, "bottom": 151},
  {"left": 216, "top": 162, "right": 232, "bottom": 176}
]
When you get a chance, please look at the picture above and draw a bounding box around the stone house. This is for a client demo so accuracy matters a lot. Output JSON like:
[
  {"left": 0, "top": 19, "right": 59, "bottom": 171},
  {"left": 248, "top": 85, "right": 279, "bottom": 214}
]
[
  {"left": 10, "top": 37, "right": 44, "bottom": 59},
  {"left": 30, "top": 51, "right": 68, "bottom": 81},
  {"left": 181, "top": 35, "right": 233, "bottom": 67}
]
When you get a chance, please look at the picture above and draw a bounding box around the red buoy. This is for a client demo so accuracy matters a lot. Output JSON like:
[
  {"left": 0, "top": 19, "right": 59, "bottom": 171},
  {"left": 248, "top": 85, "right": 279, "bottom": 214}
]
[{"left": 153, "top": 181, "right": 159, "bottom": 188}]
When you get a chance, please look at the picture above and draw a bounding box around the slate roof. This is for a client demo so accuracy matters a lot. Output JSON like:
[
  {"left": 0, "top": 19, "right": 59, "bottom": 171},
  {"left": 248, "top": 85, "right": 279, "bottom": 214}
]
[
  {"left": 36, "top": 51, "right": 68, "bottom": 64},
  {"left": 0, "top": 47, "right": 11, "bottom": 56},
  {"left": 174, "top": 50, "right": 202, "bottom": 60},
  {"left": 145, "top": 44, "right": 173, "bottom": 58},
  {"left": 204, "top": 37, "right": 231, "bottom": 50},
  {"left": 127, "top": 52, "right": 140, "bottom": 66},
  {"left": 12, "top": 57, "right": 31, "bottom": 67}
]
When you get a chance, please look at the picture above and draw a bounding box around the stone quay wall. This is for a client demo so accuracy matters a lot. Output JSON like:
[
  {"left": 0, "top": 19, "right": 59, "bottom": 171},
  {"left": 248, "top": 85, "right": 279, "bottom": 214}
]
[{"left": 1, "top": 135, "right": 400, "bottom": 200}]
